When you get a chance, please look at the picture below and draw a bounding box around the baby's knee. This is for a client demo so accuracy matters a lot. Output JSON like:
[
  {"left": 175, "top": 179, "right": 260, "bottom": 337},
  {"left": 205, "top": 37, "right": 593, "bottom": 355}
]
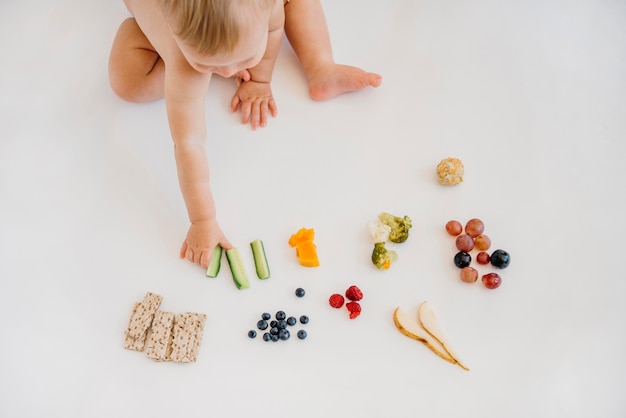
[
  {"left": 108, "top": 18, "right": 162, "bottom": 102},
  {"left": 109, "top": 72, "right": 161, "bottom": 103},
  {"left": 108, "top": 60, "right": 138, "bottom": 102},
  {"left": 109, "top": 75, "right": 138, "bottom": 103}
]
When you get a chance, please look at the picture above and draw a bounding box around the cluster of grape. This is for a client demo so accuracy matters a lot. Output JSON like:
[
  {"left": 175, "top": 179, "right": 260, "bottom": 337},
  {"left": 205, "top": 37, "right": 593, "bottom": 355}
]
[{"left": 445, "top": 218, "right": 510, "bottom": 289}]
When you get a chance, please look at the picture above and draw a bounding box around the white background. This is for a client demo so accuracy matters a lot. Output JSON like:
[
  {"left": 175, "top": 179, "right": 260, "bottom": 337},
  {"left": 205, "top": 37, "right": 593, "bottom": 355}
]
[{"left": 1, "top": 0, "right": 625, "bottom": 417}]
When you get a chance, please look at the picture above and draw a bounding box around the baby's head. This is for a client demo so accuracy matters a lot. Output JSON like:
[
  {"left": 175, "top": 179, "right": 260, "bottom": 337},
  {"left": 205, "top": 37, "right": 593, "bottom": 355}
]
[{"left": 158, "top": 0, "right": 275, "bottom": 75}]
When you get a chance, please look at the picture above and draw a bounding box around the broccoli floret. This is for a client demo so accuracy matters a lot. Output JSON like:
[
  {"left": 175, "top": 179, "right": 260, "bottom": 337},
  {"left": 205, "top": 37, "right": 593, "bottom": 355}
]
[
  {"left": 378, "top": 212, "right": 412, "bottom": 243},
  {"left": 371, "top": 242, "right": 398, "bottom": 270}
]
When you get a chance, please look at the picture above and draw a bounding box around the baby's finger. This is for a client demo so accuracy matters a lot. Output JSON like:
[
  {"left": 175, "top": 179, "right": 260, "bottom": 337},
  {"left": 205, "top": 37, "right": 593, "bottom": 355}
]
[
  {"left": 241, "top": 101, "right": 252, "bottom": 125},
  {"left": 233, "top": 69, "right": 250, "bottom": 83},
  {"left": 180, "top": 241, "right": 188, "bottom": 259},
  {"left": 258, "top": 100, "right": 270, "bottom": 128},
  {"left": 220, "top": 238, "right": 234, "bottom": 251},
  {"left": 269, "top": 98, "right": 278, "bottom": 117},
  {"left": 186, "top": 247, "right": 194, "bottom": 263},
  {"left": 200, "top": 250, "right": 210, "bottom": 269},
  {"left": 251, "top": 100, "right": 262, "bottom": 129},
  {"left": 231, "top": 95, "right": 241, "bottom": 113}
]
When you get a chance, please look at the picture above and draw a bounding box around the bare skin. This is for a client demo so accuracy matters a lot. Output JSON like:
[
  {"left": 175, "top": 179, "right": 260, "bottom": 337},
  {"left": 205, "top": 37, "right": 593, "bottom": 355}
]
[
  {"left": 283, "top": 0, "right": 382, "bottom": 101},
  {"left": 108, "top": 0, "right": 382, "bottom": 269}
]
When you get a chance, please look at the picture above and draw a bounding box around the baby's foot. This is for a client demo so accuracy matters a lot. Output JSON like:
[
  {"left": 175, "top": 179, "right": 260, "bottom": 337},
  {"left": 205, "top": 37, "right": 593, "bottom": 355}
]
[{"left": 307, "top": 63, "right": 382, "bottom": 101}]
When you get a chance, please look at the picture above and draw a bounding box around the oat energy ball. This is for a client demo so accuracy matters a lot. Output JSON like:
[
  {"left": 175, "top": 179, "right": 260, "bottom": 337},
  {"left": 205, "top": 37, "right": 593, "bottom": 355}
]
[{"left": 436, "top": 157, "right": 464, "bottom": 185}]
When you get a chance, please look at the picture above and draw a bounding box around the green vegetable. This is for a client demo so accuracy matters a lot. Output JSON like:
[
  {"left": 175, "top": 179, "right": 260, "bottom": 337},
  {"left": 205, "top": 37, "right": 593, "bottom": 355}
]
[
  {"left": 250, "top": 239, "right": 270, "bottom": 279},
  {"left": 206, "top": 245, "right": 223, "bottom": 278},
  {"left": 378, "top": 212, "right": 412, "bottom": 243},
  {"left": 371, "top": 242, "right": 398, "bottom": 270},
  {"left": 225, "top": 248, "right": 250, "bottom": 290}
]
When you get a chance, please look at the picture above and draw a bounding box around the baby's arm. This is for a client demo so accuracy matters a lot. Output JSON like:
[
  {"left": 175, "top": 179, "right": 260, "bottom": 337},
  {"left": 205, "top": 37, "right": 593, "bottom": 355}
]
[
  {"left": 165, "top": 65, "right": 232, "bottom": 268},
  {"left": 230, "top": 0, "right": 285, "bottom": 129},
  {"left": 246, "top": 0, "right": 285, "bottom": 84}
]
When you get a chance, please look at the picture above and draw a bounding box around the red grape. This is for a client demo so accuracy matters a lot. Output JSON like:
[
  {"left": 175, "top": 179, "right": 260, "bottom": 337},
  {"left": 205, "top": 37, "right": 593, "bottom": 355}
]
[
  {"left": 476, "top": 251, "right": 490, "bottom": 265},
  {"left": 455, "top": 234, "right": 474, "bottom": 252},
  {"left": 482, "top": 273, "right": 502, "bottom": 289},
  {"left": 474, "top": 234, "right": 491, "bottom": 251},
  {"left": 460, "top": 267, "right": 478, "bottom": 283},
  {"left": 465, "top": 218, "right": 485, "bottom": 238},
  {"left": 445, "top": 220, "right": 463, "bottom": 236}
]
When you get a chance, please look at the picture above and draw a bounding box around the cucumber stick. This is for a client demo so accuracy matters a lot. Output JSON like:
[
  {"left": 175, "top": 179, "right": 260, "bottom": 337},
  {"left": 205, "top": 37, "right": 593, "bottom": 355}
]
[
  {"left": 225, "top": 248, "right": 250, "bottom": 290},
  {"left": 206, "top": 245, "right": 223, "bottom": 278},
  {"left": 250, "top": 239, "right": 270, "bottom": 279}
]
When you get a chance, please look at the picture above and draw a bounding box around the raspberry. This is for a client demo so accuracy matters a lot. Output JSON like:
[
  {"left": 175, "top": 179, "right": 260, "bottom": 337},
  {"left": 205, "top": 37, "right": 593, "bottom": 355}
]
[
  {"left": 329, "top": 293, "right": 345, "bottom": 308},
  {"left": 345, "top": 285, "right": 363, "bottom": 301},
  {"left": 346, "top": 301, "right": 361, "bottom": 319}
]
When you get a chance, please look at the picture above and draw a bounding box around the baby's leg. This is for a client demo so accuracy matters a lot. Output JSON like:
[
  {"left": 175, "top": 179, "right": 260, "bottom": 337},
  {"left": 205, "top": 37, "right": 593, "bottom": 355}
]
[
  {"left": 284, "top": 0, "right": 382, "bottom": 101},
  {"left": 108, "top": 18, "right": 165, "bottom": 103}
]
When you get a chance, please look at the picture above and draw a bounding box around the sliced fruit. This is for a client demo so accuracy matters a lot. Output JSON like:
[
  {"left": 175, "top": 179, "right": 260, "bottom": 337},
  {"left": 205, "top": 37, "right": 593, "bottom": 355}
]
[
  {"left": 250, "top": 239, "right": 270, "bottom": 279},
  {"left": 288, "top": 228, "right": 315, "bottom": 247},
  {"left": 225, "top": 248, "right": 250, "bottom": 290},
  {"left": 417, "top": 301, "right": 469, "bottom": 371},
  {"left": 205, "top": 245, "right": 223, "bottom": 278},
  {"left": 393, "top": 307, "right": 455, "bottom": 365},
  {"left": 288, "top": 227, "right": 320, "bottom": 267},
  {"left": 295, "top": 240, "right": 319, "bottom": 267}
]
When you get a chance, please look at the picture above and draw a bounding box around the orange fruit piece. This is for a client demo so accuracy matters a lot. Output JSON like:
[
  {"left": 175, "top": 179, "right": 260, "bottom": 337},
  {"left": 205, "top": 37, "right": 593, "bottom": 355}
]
[
  {"left": 295, "top": 240, "right": 320, "bottom": 267},
  {"left": 288, "top": 227, "right": 315, "bottom": 247}
]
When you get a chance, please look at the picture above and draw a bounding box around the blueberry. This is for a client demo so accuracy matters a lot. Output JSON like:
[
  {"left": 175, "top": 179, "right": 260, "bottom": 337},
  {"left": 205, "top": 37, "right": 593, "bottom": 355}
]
[
  {"left": 270, "top": 327, "right": 279, "bottom": 335},
  {"left": 278, "top": 329, "right": 290, "bottom": 341},
  {"left": 248, "top": 330, "right": 257, "bottom": 338},
  {"left": 271, "top": 334, "right": 279, "bottom": 342},
  {"left": 490, "top": 249, "right": 511, "bottom": 269},
  {"left": 286, "top": 316, "right": 297, "bottom": 326},
  {"left": 275, "top": 311, "right": 286, "bottom": 320},
  {"left": 295, "top": 288, "right": 305, "bottom": 297},
  {"left": 277, "top": 320, "right": 287, "bottom": 329},
  {"left": 299, "top": 315, "right": 309, "bottom": 324},
  {"left": 270, "top": 320, "right": 278, "bottom": 328},
  {"left": 453, "top": 251, "right": 472, "bottom": 268},
  {"left": 297, "top": 330, "right": 307, "bottom": 340},
  {"left": 262, "top": 332, "right": 271, "bottom": 342},
  {"left": 261, "top": 312, "right": 271, "bottom": 320},
  {"left": 257, "top": 319, "right": 268, "bottom": 330}
]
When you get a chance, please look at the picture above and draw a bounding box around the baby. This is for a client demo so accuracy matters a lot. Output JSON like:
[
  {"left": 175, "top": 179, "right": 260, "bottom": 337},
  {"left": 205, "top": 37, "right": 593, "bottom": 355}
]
[{"left": 109, "top": 0, "right": 382, "bottom": 269}]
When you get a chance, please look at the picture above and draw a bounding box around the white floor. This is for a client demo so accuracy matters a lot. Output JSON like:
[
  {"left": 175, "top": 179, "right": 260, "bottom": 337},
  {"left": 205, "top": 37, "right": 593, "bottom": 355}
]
[{"left": 1, "top": 1, "right": 625, "bottom": 417}]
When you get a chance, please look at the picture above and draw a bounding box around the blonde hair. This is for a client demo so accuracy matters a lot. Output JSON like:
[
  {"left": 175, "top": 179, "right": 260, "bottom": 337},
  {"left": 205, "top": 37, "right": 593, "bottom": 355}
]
[{"left": 157, "top": 0, "right": 275, "bottom": 55}]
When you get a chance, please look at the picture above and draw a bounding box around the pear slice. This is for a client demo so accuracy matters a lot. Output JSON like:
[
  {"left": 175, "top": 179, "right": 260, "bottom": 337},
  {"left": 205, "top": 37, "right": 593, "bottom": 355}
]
[
  {"left": 393, "top": 306, "right": 456, "bottom": 365},
  {"left": 418, "top": 301, "right": 469, "bottom": 371}
]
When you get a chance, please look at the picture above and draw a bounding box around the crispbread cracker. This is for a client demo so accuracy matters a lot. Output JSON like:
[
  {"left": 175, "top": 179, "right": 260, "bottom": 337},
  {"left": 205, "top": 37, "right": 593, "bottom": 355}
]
[
  {"left": 123, "top": 292, "right": 163, "bottom": 352},
  {"left": 123, "top": 303, "right": 145, "bottom": 351},
  {"left": 167, "top": 312, "right": 207, "bottom": 363},
  {"left": 123, "top": 292, "right": 207, "bottom": 363},
  {"left": 145, "top": 310, "right": 175, "bottom": 361}
]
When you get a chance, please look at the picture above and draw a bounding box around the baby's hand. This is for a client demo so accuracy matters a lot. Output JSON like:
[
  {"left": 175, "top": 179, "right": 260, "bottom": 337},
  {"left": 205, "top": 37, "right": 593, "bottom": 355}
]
[
  {"left": 230, "top": 80, "right": 277, "bottom": 130},
  {"left": 179, "top": 219, "right": 232, "bottom": 269}
]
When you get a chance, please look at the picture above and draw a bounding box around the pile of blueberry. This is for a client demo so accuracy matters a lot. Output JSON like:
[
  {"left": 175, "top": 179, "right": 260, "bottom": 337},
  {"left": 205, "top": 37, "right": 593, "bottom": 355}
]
[{"left": 247, "top": 288, "right": 309, "bottom": 342}]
